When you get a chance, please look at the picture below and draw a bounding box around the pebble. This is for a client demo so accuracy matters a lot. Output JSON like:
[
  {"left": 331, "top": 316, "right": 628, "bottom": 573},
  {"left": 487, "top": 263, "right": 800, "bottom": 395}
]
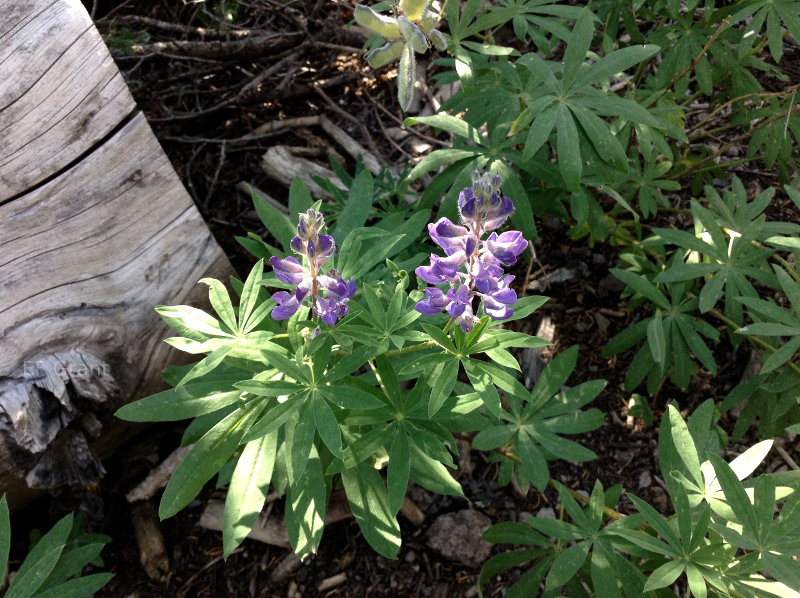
[{"left": 426, "top": 510, "right": 493, "bottom": 567}]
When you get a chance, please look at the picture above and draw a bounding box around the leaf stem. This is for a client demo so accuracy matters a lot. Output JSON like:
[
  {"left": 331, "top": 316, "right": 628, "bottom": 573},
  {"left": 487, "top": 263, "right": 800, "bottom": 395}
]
[
  {"left": 671, "top": 103, "right": 800, "bottom": 180},
  {"left": 647, "top": 16, "right": 730, "bottom": 109},
  {"left": 706, "top": 307, "right": 800, "bottom": 376}
]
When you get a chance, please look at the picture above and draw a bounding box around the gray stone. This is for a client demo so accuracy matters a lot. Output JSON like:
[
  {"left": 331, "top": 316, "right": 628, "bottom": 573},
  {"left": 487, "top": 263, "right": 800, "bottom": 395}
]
[{"left": 426, "top": 509, "right": 493, "bottom": 567}]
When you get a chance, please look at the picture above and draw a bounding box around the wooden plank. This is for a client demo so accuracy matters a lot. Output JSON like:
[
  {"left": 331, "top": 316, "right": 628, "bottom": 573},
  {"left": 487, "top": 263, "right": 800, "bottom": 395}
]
[
  {"left": 0, "top": 111, "right": 234, "bottom": 507},
  {"left": 0, "top": 110, "right": 230, "bottom": 386},
  {"left": 0, "top": 0, "right": 136, "bottom": 200},
  {"left": 0, "top": 0, "right": 237, "bottom": 508}
]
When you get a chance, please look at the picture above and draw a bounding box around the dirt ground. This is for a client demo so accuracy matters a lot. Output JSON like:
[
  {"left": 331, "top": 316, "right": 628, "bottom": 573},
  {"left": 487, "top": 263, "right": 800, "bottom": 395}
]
[{"left": 7, "top": 1, "right": 799, "bottom": 596}]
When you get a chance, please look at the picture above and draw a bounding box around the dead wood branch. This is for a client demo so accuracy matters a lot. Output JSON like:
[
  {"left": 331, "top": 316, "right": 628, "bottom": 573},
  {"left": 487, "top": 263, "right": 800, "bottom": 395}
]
[
  {"left": 126, "top": 444, "right": 193, "bottom": 503},
  {"left": 121, "top": 32, "right": 302, "bottom": 60},
  {"left": 104, "top": 15, "right": 261, "bottom": 39}
]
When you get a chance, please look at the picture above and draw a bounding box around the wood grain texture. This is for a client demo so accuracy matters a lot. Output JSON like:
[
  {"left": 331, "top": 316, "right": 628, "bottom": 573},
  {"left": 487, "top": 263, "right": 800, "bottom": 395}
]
[
  {"left": 0, "top": 0, "right": 136, "bottom": 200},
  {"left": 0, "top": 0, "right": 235, "bottom": 508}
]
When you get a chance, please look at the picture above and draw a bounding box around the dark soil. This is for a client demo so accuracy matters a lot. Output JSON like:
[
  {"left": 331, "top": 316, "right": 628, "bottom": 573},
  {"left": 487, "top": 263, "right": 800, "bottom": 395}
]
[{"left": 7, "top": 1, "right": 798, "bottom": 597}]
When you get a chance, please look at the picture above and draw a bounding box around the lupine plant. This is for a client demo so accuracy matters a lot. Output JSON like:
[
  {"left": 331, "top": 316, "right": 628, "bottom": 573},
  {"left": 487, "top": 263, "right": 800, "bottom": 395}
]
[
  {"left": 118, "top": 172, "right": 574, "bottom": 561},
  {"left": 113, "top": 0, "right": 800, "bottom": 593},
  {"left": 0, "top": 496, "right": 112, "bottom": 598}
]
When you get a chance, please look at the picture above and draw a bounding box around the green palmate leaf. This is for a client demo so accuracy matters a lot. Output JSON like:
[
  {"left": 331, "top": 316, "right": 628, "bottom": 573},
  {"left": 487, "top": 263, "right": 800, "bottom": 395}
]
[
  {"left": 545, "top": 541, "right": 590, "bottom": 593},
  {"left": 472, "top": 425, "right": 515, "bottom": 451},
  {"left": 160, "top": 403, "right": 264, "bottom": 519},
  {"left": 176, "top": 343, "right": 234, "bottom": 387},
  {"left": 517, "top": 431, "right": 549, "bottom": 491},
  {"left": 567, "top": 101, "right": 628, "bottom": 171},
  {"left": 156, "top": 304, "right": 231, "bottom": 341},
  {"left": 762, "top": 336, "right": 800, "bottom": 373},
  {"left": 478, "top": 556, "right": 551, "bottom": 598},
  {"left": 4, "top": 513, "right": 72, "bottom": 598},
  {"left": 238, "top": 260, "right": 265, "bottom": 332},
  {"left": 708, "top": 453, "right": 757, "bottom": 531},
  {"left": 0, "top": 496, "right": 9, "bottom": 585},
  {"left": 529, "top": 345, "right": 579, "bottom": 410},
  {"left": 116, "top": 380, "right": 245, "bottom": 422},
  {"left": 666, "top": 404, "right": 703, "bottom": 487},
  {"left": 285, "top": 444, "right": 328, "bottom": 560},
  {"left": 643, "top": 559, "right": 685, "bottom": 593},
  {"left": 248, "top": 184, "right": 296, "bottom": 252},
  {"left": 428, "top": 358, "right": 459, "bottom": 417},
  {"left": 223, "top": 431, "right": 277, "bottom": 558},
  {"left": 674, "top": 315, "right": 717, "bottom": 374},
  {"left": 556, "top": 102, "right": 582, "bottom": 191},
  {"left": 577, "top": 44, "right": 660, "bottom": 91},
  {"left": 312, "top": 395, "right": 343, "bottom": 457},
  {"left": 647, "top": 311, "right": 666, "bottom": 366},
  {"left": 561, "top": 7, "right": 594, "bottom": 91},
  {"left": 387, "top": 429, "right": 410, "bottom": 516},
  {"left": 199, "top": 277, "right": 237, "bottom": 333},
  {"left": 482, "top": 521, "right": 550, "bottom": 546},
  {"left": 321, "top": 384, "right": 384, "bottom": 410},
  {"left": 338, "top": 228, "right": 404, "bottom": 281},
  {"left": 342, "top": 462, "right": 402, "bottom": 559},
  {"left": 454, "top": 44, "right": 475, "bottom": 95},
  {"left": 522, "top": 105, "right": 558, "bottom": 161},
  {"left": 31, "top": 573, "right": 113, "bottom": 598},
  {"left": 334, "top": 169, "right": 373, "bottom": 245},
  {"left": 288, "top": 177, "right": 313, "bottom": 219},
  {"left": 610, "top": 268, "right": 670, "bottom": 310},
  {"left": 698, "top": 269, "right": 726, "bottom": 313},
  {"left": 285, "top": 401, "right": 317, "bottom": 484},
  {"left": 463, "top": 359, "right": 501, "bottom": 417},
  {"left": 406, "top": 148, "right": 482, "bottom": 181},
  {"left": 242, "top": 394, "right": 305, "bottom": 442},
  {"left": 404, "top": 114, "right": 484, "bottom": 146},
  {"left": 409, "top": 443, "right": 464, "bottom": 498}
]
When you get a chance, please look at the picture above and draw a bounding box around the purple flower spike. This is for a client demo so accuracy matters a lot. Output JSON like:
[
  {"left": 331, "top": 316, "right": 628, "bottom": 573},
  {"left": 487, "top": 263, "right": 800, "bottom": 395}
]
[
  {"left": 414, "top": 171, "right": 526, "bottom": 326},
  {"left": 268, "top": 210, "right": 356, "bottom": 327}
]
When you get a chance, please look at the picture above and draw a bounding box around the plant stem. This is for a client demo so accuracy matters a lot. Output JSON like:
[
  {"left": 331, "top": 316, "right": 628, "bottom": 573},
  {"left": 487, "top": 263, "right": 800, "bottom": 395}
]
[
  {"left": 685, "top": 84, "right": 800, "bottom": 137},
  {"left": 647, "top": 16, "right": 730, "bottom": 109},
  {"left": 707, "top": 308, "right": 800, "bottom": 376},
  {"left": 383, "top": 319, "right": 456, "bottom": 357},
  {"left": 671, "top": 103, "right": 800, "bottom": 180}
]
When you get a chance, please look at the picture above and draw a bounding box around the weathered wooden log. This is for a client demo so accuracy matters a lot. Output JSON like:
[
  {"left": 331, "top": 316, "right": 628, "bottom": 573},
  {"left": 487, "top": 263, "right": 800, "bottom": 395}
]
[{"left": 0, "top": 0, "right": 234, "bottom": 509}]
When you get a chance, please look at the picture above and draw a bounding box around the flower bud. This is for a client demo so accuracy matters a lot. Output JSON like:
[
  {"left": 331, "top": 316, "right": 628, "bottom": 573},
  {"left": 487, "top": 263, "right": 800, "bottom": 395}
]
[
  {"left": 354, "top": 4, "right": 401, "bottom": 39},
  {"left": 398, "top": 16, "right": 428, "bottom": 54}
]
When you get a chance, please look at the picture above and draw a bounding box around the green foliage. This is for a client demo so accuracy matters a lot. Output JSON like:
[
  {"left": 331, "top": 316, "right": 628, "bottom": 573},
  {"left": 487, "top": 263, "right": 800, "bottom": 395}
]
[
  {"left": 0, "top": 497, "right": 112, "bottom": 598},
  {"left": 472, "top": 345, "right": 605, "bottom": 492},
  {"left": 118, "top": 0, "right": 800, "bottom": 591},
  {"left": 482, "top": 404, "right": 800, "bottom": 597}
]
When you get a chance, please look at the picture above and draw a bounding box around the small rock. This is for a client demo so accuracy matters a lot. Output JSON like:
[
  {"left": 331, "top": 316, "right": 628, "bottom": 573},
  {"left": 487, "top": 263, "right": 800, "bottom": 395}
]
[
  {"left": 638, "top": 471, "right": 652, "bottom": 489},
  {"left": 426, "top": 510, "right": 493, "bottom": 567},
  {"left": 536, "top": 507, "right": 556, "bottom": 520}
]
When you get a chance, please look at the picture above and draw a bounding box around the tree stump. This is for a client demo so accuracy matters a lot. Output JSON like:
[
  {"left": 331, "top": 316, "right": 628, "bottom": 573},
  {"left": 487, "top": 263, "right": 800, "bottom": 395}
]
[{"left": 0, "top": 0, "right": 234, "bottom": 509}]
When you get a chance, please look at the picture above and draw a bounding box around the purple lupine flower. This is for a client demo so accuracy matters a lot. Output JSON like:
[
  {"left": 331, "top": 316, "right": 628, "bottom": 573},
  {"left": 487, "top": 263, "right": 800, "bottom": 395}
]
[
  {"left": 269, "top": 209, "right": 355, "bottom": 326},
  {"left": 414, "top": 171, "right": 528, "bottom": 331}
]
